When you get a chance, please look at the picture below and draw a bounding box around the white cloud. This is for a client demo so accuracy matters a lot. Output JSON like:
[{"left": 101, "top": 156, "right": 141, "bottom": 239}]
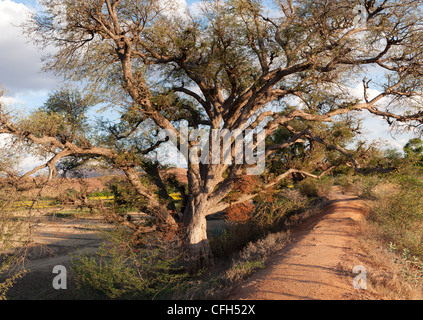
[
  {"left": 160, "top": 0, "right": 190, "bottom": 18},
  {"left": 0, "top": 94, "right": 24, "bottom": 106},
  {"left": 347, "top": 84, "right": 412, "bottom": 151},
  {"left": 0, "top": 133, "right": 47, "bottom": 174},
  {"left": 0, "top": 0, "right": 59, "bottom": 98},
  {"left": 188, "top": 1, "right": 203, "bottom": 16},
  {"left": 348, "top": 83, "right": 388, "bottom": 104},
  {"left": 359, "top": 116, "right": 409, "bottom": 150}
]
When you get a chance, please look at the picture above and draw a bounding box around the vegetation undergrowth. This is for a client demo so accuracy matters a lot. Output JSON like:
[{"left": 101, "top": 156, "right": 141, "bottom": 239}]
[
  {"left": 71, "top": 229, "right": 188, "bottom": 300},
  {"left": 337, "top": 166, "right": 423, "bottom": 299},
  {"left": 69, "top": 177, "right": 331, "bottom": 300}
]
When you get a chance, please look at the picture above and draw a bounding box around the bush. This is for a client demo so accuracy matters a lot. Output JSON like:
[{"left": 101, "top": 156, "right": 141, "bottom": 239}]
[
  {"left": 225, "top": 202, "right": 255, "bottom": 223},
  {"left": 335, "top": 174, "right": 381, "bottom": 199},
  {"left": 296, "top": 177, "right": 333, "bottom": 198},
  {"left": 64, "top": 188, "right": 80, "bottom": 200},
  {"left": 71, "top": 232, "right": 187, "bottom": 299},
  {"left": 209, "top": 222, "right": 265, "bottom": 260},
  {"left": 177, "top": 230, "right": 290, "bottom": 299},
  {"left": 107, "top": 178, "right": 148, "bottom": 213},
  {"left": 388, "top": 244, "right": 423, "bottom": 284}
]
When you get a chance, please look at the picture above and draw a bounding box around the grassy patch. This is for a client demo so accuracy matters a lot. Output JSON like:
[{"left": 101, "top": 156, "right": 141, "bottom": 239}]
[{"left": 351, "top": 168, "right": 423, "bottom": 299}]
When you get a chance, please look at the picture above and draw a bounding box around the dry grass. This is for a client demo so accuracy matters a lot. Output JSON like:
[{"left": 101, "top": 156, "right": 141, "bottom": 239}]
[
  {"left": 357, "top": 219, "right": 423, "bottom": 300},
  {"left": 339, "top": 170, "right": 423, "bottom": 300},
  {"left": 223, "top": 231, "right": 291, "bottom": 284}
]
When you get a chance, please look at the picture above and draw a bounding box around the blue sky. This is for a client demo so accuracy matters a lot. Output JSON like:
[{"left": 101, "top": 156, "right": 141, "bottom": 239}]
[{"left": 0, "top": 0, "right": 415, "bottom": 157}]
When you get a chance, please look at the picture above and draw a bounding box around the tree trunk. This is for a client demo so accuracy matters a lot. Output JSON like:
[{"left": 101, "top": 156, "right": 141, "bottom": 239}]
[{"left": 184, "top": 197, "right": 214, "bottom": 275}]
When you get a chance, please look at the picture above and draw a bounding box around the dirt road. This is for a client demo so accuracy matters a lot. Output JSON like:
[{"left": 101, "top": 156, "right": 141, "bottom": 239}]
[{"left": 229, "top": 187, "right": 376, "bottom": 300}]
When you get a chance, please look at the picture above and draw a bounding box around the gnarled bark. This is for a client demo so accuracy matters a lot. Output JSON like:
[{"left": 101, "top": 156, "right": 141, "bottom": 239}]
[{"left": 183, "top": 196, "right": 214, "bottom": 275}]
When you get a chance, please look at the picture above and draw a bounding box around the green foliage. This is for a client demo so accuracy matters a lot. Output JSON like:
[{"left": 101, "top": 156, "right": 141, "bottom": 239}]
[
  {"left": 404, "top": 138, "right": 423, "bottom": 166},
  {"left": 19, "top": 110, "right": 65, "bottom": 139},
  {"left": 254, "top": 188, "right": 310, "bottom": 227},
  {"left": 71, "top": 234, "right": 187, "bottom": 299},
  {"left": 295, "top": 177, "right": 334, "bottom": 198},
  {"left": 43, "top": 88, "right": 97, "bottom": 128},
  {"left": 107, "top": 178, "right": 148, "bottom": 213},
  {"left": 88, "top": 188, "right": 114, "bottom": 198},
  {"left": 17, "top": 88, "right": 96, "bottom": 157}
]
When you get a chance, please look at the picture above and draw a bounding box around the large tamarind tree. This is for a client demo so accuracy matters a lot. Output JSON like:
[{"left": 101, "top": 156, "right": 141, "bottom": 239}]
[{"left": 1, "top": 0, "right": 422, "bottom": 273}]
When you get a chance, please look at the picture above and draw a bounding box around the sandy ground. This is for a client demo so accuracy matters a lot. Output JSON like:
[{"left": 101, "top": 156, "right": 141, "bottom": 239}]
[
  {"left": 4, "top": 215, "right": 109, "bottom": 300},
  {"left": 5, "top": 211, "right": 222, "bottom": 300},
  {"left": 228, "top": 187, "right": 376, "bottom": 300}
]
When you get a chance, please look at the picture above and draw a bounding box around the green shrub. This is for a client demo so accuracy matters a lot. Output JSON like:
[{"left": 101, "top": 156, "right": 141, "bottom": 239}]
[
  {"left": 107, "top": 178, "right": 148, "bottom": 213},
  {"left": 296, "top": 177, "right": 334, "bottom": 198},
  {"left": 71, "top": 234, "right": 187, "bottom": 299}
]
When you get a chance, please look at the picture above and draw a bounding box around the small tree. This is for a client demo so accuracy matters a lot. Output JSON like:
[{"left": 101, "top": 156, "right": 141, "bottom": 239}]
[{"left": 404, "top": 138, "right": 423, "bottom": 166}]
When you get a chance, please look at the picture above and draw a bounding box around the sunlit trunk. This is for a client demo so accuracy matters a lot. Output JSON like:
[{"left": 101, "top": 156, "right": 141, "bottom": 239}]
[{"left": 183, "top": 196, "right": 214, "bottom": 275}]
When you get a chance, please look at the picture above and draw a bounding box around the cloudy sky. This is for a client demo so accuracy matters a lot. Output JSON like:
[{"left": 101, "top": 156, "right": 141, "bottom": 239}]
[{"left": 0, "top": 0, "right": 415, "bottom": 161}]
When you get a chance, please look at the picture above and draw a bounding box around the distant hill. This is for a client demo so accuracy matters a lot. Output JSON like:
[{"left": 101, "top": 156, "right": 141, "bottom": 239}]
[
  {"left": 58, "top": 167, "right": 188, "bottom": 193},
  {"left": 162, "top": 167, "right": 188, "bottom": 184}
]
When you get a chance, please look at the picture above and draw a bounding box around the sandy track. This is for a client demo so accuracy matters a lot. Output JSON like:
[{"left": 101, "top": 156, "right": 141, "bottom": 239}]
[{"left": 229, "top": 187, "right": 375, "bottom": 300}]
